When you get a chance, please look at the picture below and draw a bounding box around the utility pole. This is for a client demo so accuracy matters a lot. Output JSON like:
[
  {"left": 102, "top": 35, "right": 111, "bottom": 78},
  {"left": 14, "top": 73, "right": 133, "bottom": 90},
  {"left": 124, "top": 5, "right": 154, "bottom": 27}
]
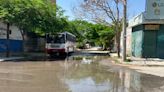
[
  {"left": 6, "top": 23, "right": 10, "bottom": 57},
  {"left": 116, "top": 0, "right": 120, "bottom": 58},
  {"left": 122, "top": 0, "right": 127, "bottom": 61}
]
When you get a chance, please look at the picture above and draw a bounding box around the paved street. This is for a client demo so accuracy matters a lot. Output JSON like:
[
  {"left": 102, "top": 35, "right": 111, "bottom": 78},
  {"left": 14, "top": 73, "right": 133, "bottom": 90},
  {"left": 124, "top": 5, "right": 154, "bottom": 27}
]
[
  {"left": 1, "top": 0, "right": 164, "bottom": 92},
  {"left": 0, "top": 53, "right": 164, "bottom": 92}
]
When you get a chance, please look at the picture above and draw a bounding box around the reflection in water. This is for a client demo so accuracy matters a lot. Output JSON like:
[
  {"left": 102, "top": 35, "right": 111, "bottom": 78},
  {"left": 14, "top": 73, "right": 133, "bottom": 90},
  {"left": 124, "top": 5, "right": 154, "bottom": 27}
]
[
  {"left": 66, "top": 77, "right": 111, "bottom": 92},
  {"left": 64, "top": 56, "right": 164, "bottom": 92},
  {"left": 0, "top": 56, "right": 163, "bottom": 92},
  {"left": 81, "top": 57, "right": 92, "bottom": 64}
]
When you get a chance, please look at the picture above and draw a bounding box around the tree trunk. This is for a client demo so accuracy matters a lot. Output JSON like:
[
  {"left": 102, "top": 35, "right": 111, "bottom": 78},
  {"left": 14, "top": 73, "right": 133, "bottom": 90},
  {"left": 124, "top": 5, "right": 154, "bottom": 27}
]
[
  {"left": 116, "top": 26, "right": 120, "bottom": 58},
  {"left": 116, "top": 0, "right": 120, "bottom": 58},
  {"left": 6, "top": 23, "right": 10, "bottom": 57}
]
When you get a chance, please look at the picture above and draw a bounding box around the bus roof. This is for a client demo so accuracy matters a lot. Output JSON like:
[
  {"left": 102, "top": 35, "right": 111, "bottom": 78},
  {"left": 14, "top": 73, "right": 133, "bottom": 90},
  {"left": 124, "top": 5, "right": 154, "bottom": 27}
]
[{"left": 59, "top": 32, "right": 76, "bottom": 37}]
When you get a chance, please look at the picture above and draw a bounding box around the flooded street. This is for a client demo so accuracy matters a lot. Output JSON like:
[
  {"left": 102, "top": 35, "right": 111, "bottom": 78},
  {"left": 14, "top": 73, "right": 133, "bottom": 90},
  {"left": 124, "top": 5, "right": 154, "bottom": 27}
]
[{"left": 0, "top": 55, "right": 164, "bottom": 92}]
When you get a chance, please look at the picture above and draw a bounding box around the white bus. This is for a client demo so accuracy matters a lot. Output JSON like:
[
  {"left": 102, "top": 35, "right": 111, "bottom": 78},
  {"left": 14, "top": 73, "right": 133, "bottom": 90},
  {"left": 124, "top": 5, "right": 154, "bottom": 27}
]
[{"left": 45, "top": 32, "right": 76, "bottom": 57}]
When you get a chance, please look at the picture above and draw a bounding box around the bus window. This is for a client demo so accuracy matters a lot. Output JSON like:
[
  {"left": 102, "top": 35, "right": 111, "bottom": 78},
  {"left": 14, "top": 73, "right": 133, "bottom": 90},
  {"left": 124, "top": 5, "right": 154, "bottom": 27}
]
[
  {"left": 46, "top": 34, "right": 65, "bottom": 43},
  {"left": 46, "top": 34, "right": 53, "bottom": 43},
  {"left": 54, "top": 34, "right": 65, "bottom": 43},
  {"left": 66, "top": 33, "right": 76, "bottom": 42}
]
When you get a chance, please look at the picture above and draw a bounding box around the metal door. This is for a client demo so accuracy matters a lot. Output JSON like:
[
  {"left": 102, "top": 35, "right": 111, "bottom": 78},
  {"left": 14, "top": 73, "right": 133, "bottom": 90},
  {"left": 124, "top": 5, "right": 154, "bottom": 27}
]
[
  {"left": 157, "top": 26, "right": 164, "bottom": 58},
  {"left": 143, "top": 31, "right": 157, "bottom": 58}
]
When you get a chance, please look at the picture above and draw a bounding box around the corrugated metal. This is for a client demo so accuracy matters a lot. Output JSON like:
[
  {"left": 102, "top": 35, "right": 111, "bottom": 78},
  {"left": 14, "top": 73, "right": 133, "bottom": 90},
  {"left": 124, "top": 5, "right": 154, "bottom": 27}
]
[
  {"left": 0, "top": 39, "right": 23, "bottom": 52},
  {"left": 143, "top": 30, "right": 157, "bottom": 58},
  {"left": 157, "top": 25, "right": 164, "bottom": 58},
  {"left": 132, "top": 25, "right": 144, "bottom": 57}
]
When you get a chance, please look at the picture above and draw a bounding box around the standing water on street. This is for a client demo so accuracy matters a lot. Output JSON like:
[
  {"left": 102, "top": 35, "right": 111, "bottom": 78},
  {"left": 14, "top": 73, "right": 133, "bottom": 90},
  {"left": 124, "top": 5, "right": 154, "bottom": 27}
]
[{"left": 0, "top": 55, "right": 163, "bottom": 92}]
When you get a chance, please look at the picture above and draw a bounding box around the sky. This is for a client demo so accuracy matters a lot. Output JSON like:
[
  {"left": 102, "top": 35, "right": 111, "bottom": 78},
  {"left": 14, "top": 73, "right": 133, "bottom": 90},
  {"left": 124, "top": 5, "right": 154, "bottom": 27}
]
[{"left": 57, "top": 0, "right": 146, "bottom": 20}]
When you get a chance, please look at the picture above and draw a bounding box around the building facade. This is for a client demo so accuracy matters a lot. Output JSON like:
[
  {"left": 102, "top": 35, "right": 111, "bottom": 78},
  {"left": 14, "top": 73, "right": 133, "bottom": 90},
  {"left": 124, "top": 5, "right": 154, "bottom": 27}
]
[
  {"left": 0, "top": 22, "right": 23, "bottom": 54},
  {"left": 122, "top": 0, "right": 164, "bottom": 58}
]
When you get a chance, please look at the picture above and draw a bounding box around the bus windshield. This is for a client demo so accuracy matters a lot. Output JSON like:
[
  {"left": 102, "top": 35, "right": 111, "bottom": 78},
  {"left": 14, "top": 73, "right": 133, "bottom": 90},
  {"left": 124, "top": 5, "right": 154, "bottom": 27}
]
[{"left": 46, "top": 34, "right": 65, "bottom": 43}]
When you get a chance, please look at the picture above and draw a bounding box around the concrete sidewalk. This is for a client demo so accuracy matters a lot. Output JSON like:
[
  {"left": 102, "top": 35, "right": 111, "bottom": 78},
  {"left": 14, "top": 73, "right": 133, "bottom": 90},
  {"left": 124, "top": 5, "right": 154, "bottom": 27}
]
[
  {"left": 0, "top": 52, "right": 25, "bottom": 61},
  {"left": 0, "top": 57, "right": 24, "bottom": 61},
  {"left": 0, "top": 52, "right": 46, "bottom": 61},
  {"left": 108, "top": 53, "right": 164, "bottom": 77},
  {"left": 110, "top": 53, "right": 164, "bottom": 66},
  {"left": 123, "top": 57, "right": 164, "bottom": 66}
]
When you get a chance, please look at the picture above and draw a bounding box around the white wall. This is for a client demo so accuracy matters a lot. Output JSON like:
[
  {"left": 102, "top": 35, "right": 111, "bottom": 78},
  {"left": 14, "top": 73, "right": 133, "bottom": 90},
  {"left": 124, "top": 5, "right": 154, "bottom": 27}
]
[
  {"left": 120, "top": 27, "right": 132, "bottom": 57},
  {"left": 0, "top": 22, "right": 23, "bottom": 40},
  {"left": 145, "top": 0, "right": 164, "bottom": 19}
]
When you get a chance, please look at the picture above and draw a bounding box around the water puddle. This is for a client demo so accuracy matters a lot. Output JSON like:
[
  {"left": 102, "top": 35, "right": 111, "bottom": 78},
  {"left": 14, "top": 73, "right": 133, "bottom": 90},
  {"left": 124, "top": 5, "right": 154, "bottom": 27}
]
[
  {"left": 63, "top": 55, "right": 164, "bottom": 92},
  {"left": 0, "top": 55, "right": 164, "bottom": 92}
]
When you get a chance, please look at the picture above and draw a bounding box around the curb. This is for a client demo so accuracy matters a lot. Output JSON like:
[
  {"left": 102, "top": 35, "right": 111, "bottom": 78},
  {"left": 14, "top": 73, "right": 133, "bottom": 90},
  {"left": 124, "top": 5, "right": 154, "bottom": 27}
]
[
  {"left": 0, "top": 57, "right": 24, "bottom": 62},
  {"left": 113, "top": 59, "right": 164, "bottom": 67}
]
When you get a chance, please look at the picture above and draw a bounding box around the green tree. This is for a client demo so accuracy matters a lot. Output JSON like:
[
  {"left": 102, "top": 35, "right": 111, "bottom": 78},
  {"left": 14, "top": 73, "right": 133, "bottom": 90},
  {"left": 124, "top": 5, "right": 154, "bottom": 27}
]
[
  {"left": 67, "top": 20, "right": 114, "bottom": 49},
  {"left": 74, "top": 0, "right": 126, "bottom": 57},
  {"left": 97, "top": 25, "right": 115, "bottom": 50},
  {"left": 90, "top": 24, "right": 114, "bottom": 50},
  {"left": 67, "top": 20, "right": 93, "bottom": 48},
  {"left": 0, "top": 0, "right": 67, "bottom": 56}
]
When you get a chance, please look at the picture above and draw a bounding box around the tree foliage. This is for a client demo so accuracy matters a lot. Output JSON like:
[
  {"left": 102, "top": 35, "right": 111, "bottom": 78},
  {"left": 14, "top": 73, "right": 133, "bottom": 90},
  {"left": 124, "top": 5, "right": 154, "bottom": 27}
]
[
  {"left": 0, "top": 0, "right": 115, "bottom": 50},
  {"left": 69, "top": 20, "right": 114, "bottom": 49},
  {"left": 74, "top": 0, "right": 123, "bottom": 25},
  {"left": 0, "top": 0, "right": 67, "bottom": 36},
  {"left": 74, "top": 0, "right": 125, "bottom": 56}
]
